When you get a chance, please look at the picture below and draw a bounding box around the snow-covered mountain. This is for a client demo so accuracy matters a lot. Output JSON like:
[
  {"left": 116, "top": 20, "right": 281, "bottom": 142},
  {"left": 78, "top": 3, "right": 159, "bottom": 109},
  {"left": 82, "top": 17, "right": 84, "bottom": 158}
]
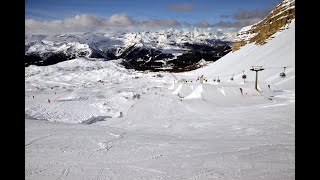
[{"left": 25, "top": 28, "right": 236, "bottom": 71}]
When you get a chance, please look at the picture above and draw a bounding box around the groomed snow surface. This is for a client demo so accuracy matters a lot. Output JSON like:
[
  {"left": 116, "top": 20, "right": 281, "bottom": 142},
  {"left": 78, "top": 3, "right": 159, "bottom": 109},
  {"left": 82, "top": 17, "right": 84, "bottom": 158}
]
[{"left": 25, "top": 22, "right": 295, "bottom": 179}]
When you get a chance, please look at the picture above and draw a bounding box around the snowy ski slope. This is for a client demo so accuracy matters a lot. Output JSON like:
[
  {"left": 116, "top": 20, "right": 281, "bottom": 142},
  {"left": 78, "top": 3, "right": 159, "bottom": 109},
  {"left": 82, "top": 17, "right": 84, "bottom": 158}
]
[{"left": 25, "top": 21, "right": 295, "bottom": 179}]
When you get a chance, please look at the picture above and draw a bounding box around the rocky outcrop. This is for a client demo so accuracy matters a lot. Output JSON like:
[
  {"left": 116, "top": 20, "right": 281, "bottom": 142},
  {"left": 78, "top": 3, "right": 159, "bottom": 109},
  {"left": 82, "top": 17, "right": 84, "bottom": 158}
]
[{"left": 232, "top": 0, "right": 295, "bottom": 52}]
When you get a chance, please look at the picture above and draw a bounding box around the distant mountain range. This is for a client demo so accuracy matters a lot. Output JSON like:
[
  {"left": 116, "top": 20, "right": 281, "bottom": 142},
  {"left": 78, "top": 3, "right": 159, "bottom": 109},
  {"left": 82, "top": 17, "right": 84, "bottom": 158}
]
[{"left": 25, "top": 28, "right": 237, "bottom": 72}]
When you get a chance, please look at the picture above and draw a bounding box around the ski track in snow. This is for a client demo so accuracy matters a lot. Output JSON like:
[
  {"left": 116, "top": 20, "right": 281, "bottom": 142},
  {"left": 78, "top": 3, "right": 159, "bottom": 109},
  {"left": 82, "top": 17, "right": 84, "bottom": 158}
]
[{"left": 25, "top": 134, "right": 53, "bottom": 147}]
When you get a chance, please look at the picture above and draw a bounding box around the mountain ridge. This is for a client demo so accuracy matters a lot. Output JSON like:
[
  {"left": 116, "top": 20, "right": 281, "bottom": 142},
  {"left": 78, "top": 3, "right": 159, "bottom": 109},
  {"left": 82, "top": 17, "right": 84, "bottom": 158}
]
[{"left": 25, "top": 28, "right": 236, "bottom": 72}]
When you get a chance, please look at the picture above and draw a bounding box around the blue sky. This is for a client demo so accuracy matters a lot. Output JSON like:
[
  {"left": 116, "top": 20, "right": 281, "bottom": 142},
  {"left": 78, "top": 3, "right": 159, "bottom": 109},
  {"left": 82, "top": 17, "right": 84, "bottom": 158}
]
[{"left": 25, "top": 0, "right": 282, "bottom": 34}]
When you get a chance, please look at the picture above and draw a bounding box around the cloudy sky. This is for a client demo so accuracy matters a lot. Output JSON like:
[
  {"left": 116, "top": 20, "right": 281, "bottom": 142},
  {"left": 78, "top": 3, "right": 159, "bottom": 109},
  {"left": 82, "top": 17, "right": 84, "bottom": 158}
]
[{"left": 25, "top": 0, "right": 281, "bottom": 34}]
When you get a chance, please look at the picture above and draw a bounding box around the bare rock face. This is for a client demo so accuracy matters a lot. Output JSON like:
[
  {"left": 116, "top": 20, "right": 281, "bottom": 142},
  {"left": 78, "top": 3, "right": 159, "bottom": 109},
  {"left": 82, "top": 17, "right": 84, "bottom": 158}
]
[{"left": 232, "top": 0, "right": 295, "bottom": 52}]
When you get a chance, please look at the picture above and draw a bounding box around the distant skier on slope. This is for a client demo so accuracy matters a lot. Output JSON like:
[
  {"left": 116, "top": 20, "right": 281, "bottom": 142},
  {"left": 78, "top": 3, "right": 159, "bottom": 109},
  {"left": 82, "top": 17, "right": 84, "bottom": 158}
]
[
  {"left": 239, "top": 88, "right": 243, "bottom": 95},
  {"left": 268, "top": 85, "right": 271, "bottom": 91},
  {"left": 48, "top": 99, "right": 51, "bottom": 103}
]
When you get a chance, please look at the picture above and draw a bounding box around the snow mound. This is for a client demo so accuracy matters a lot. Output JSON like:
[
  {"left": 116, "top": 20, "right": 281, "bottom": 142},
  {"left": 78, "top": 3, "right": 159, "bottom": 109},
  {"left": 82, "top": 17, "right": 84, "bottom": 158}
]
[
  {"left": 183, "top": 84, "right": 203, "bottom": 99},
  {"left": 172, "top": 84, "right": 182, "bottom": 95}
]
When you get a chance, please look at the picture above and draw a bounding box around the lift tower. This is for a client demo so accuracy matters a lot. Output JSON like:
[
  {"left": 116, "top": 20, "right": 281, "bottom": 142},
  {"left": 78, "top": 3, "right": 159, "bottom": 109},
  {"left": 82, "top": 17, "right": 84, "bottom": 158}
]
[{"left": 250, "top": 66, "right": 264, "bottom": 91}]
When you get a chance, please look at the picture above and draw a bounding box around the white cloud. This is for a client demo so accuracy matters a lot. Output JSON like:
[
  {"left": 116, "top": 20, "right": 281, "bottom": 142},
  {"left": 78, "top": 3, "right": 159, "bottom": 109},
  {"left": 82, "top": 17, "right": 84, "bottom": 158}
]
[
  {"left": 25, "top": 13, "right": 246, "bottom": 34},
  {"left": 104, "top": 13, "right": 134, "bottom": 27},
  {"left": 26, "top": 14, "right": 106, "bottom": 34},
  {"left": 214, "top": 7, "right": 273, "bottom": 28},
  {"left": 213, "top": 18, "right": 262, "bottom": 28},
  {"left": 25, "top": 13, "right": 184, "bottom": 34}
]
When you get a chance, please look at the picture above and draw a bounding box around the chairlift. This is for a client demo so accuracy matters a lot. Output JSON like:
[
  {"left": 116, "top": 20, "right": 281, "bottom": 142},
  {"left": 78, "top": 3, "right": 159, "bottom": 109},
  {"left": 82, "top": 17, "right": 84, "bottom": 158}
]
[
  {"left": 280, "top": 67, "right": 286, "bottom": 78},
  {"left": 242, "top": 71, "right": 247, "bottom": 79},
  {"left": 230, "top": 74, "right": 234, "bottom": 81}
]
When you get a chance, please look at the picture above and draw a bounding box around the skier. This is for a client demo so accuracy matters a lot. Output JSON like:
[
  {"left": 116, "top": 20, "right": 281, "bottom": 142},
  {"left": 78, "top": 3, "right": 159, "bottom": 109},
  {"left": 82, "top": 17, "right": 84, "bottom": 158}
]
[
  {"left": 268, "top": 85, "right": 271, "bottom": 90},
  {"left": 32, "top": 96, "right": 34, "bottom": 99},
  {"left": 239, "top": 88, "right": 243, "bottom": 95},
  {"left": 48, "top": 99, "right": 51, "bottom": 103}
]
